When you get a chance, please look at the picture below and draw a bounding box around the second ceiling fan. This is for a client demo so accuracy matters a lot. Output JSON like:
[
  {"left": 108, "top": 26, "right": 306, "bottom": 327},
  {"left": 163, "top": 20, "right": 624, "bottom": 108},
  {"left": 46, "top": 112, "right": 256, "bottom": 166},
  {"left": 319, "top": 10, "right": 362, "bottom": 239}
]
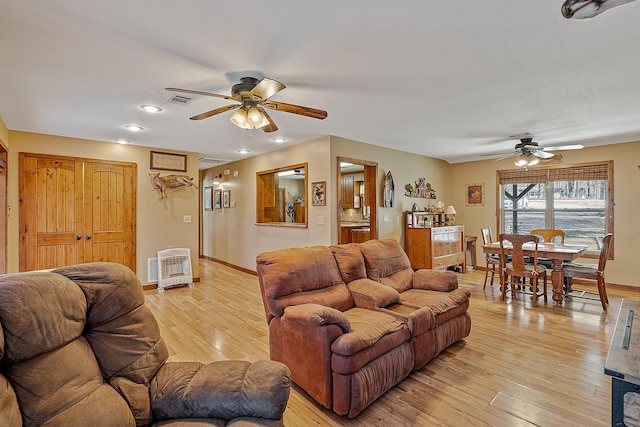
[
  {"left": 166, "top": 77, "right": 328, "bottom": 133},
  {"left": 492, "top": 137, "right": 583, "bottom": 166}
]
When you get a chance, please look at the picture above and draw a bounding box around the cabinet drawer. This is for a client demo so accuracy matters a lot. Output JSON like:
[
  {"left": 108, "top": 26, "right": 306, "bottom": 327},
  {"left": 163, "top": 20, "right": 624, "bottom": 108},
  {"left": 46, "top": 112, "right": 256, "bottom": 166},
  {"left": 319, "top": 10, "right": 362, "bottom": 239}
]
[{"left": 433, "top": 252, "right": 465, "bottom": 268}]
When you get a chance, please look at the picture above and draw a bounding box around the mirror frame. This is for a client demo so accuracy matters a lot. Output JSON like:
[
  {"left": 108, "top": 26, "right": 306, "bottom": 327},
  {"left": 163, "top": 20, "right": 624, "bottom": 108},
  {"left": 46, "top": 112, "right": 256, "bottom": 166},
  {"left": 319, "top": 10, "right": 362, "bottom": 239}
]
[{"left": 256, "top": 162, "right": 308, "bottom": 227}]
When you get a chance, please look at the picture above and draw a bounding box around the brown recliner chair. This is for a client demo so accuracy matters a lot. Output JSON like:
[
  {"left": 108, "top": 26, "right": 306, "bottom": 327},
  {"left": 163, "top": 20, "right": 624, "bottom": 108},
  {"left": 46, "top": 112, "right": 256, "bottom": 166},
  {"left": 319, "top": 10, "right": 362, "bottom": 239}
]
[
  {"left": 256, "top": 245, "right": 414, "bottom": 418},
  {"left": 0, "top": 263, "right": 291, "bottom": 427},
  {"left": 354, "top": 239, "right": 471, "bottom": 367}
]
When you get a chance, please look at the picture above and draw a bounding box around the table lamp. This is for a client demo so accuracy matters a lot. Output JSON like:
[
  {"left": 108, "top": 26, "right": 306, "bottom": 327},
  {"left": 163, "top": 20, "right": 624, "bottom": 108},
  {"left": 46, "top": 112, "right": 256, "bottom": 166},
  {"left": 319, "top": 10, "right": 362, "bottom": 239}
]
[{"left": 444, "top": 205, "right": 456, "bottom": 225}]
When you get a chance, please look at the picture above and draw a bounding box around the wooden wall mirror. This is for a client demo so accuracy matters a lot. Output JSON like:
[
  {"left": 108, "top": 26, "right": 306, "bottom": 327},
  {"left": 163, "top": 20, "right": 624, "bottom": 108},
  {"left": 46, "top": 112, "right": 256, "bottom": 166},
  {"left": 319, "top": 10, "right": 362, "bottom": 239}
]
[{"left": 256, "top": 163, "right": 308, "bottom": 227}]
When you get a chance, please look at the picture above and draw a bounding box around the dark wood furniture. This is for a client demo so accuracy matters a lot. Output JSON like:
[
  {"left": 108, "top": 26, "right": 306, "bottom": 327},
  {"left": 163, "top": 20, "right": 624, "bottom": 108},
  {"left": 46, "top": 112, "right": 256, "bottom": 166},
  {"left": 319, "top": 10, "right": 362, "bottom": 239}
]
[
  {"left": 498, "top": 234, "right": 547, "bottom": 305},
  {"left": 483, "top": 240, "right": 588, "bottom": 304},
  {"left": 605, "top": 299, "right": 640, "bottom": 426}
]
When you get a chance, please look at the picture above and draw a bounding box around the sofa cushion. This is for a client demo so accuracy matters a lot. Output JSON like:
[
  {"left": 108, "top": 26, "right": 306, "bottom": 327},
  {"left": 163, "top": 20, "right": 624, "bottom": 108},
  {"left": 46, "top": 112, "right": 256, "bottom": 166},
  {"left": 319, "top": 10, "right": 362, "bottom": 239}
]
[
  {"left": 358, "top": 239, "right": 414, "bottom": 293},
  {"left": 331, "top": 308, "right": 407, "bottom": 356},
  {"left": 257, "top": 246, "right": 354, "bottom": 318},
  {"left": 347, "top": 278, "right": 400, "bottom": 309},
  {"left": 399, "top": 289, "right": 471, "bottom": 326},
  {"left": 0, "top": 271, "right": 86, "bottom": 363},
  {"left": 331, "top": 243, "right": 367, "bottom": 284},
  {"left": 54, "top": 263, "right": 169, "bottom": 384},
  {"left": 331, "top": 308, "right": 411, "bottom": 375}
]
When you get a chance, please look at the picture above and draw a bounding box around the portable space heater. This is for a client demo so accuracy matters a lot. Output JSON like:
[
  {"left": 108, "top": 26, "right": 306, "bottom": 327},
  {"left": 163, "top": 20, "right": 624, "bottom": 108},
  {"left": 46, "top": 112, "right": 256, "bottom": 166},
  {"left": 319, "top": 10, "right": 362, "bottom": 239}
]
[{"left": 156, "top": 248, "right": 193, "bottom": 292}]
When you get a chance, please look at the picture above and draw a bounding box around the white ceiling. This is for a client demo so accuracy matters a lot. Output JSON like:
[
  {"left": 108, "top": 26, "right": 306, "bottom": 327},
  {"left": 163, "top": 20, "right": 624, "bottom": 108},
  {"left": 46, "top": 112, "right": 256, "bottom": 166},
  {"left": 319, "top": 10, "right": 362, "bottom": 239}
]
[{"left": 2, "top": 1, "right": 640, "bottom": 167}]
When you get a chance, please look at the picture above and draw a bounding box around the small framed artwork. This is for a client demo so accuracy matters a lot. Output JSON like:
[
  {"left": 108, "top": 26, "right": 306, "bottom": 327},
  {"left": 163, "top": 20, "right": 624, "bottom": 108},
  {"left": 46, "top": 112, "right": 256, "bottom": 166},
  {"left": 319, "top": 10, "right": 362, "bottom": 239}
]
[
  {"left": 466, "top": 183, "right": 485, "bottom": 206},
  {"left": 150, "top": 151, "right": 187, "bottom": 172},
  {"left": 203, "top": 186, "right": 213, "bottom": 211},
  {"left": 214, "top": 189, "right": 222, "bottom": 209},
  {"left": 312, "top": 181, "right": 326, "bottom": 206},
  {"left": 222, "top": 189, "right": 231, "bottom": 208}
]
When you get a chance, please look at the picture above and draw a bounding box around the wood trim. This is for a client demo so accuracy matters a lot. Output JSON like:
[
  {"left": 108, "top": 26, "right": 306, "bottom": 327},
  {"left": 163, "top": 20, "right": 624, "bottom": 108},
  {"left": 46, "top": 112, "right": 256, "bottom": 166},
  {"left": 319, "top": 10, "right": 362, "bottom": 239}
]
[{"left": 200, "top": 255, "right": 258, "bottom": 276}]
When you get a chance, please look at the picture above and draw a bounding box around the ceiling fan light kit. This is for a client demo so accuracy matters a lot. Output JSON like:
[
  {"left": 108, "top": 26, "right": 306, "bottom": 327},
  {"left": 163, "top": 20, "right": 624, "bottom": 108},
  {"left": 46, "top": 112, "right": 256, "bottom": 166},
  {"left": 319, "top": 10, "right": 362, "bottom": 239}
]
[{"left": 167, "top": 76, "right": 327, "bottom": 134}]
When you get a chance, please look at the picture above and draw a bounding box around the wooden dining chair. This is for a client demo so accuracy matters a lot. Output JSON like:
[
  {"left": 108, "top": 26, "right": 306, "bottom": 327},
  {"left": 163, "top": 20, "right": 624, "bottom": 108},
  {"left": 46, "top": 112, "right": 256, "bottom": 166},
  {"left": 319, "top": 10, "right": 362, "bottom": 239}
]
[
  {"left": 530, "top": 229, "right": 566, "bottom": 268},
  {"left": 563, "top": 233, "right": 613, "bottom": 310},
  {"left": 499, "top": 234, "right": 548, "bottom": 305},
  {"left": 481, "top": 227, "right": 499, "bottom": 289},
  {"left": 530, "top": 229, "right": 565, "bottom": 244}
]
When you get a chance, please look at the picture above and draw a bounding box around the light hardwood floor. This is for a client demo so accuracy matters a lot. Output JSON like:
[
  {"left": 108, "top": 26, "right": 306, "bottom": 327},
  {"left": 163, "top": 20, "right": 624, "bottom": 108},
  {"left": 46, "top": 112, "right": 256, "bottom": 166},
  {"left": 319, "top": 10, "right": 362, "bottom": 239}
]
[{"left": 144, "top": 259, "right": 638, "bottom": 427}]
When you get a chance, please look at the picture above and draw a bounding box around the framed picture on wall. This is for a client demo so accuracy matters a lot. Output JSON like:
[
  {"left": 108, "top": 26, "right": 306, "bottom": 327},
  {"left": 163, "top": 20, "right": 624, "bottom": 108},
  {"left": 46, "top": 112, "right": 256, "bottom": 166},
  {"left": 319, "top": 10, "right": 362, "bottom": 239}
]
[
  {"left": 222, "top": 189, "right": 230, "bottom": 208},
  {"left": 312, "top": 181, "right": 326, "bottom": 206},
  {"left": 214, "top": 189, "right": 222, "bottom": 209},
  {"left": 150, "top": 151, "right": 187, "bottom": 172},
  {"left": 466, "top": 183, "right": 484, "bottom": 206},
  {"left": 204, "top": 186, "right": 213, "bottom": 211}
]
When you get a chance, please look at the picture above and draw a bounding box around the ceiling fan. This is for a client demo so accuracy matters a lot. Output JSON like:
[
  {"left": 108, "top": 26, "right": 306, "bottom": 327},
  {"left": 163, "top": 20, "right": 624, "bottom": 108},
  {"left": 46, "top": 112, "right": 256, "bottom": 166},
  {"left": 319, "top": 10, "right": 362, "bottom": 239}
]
[
  {"left": 166, "top": 77, "right": 328, "bottom": 133},
  {"left": 487, "top": 137, "right": 583, "bottom": 166}
]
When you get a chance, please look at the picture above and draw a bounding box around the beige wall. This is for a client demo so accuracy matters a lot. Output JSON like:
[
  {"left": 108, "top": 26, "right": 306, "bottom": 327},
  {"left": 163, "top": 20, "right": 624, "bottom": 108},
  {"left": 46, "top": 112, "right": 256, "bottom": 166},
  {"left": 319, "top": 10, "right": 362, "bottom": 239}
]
[
  {"left": 201, "top": 136, "right": 333, "bottom": 270},
  {"left": 5, "top": 131, "right": 200, "bottom": 284},
  {"left": 451, "top": 141, "right": 640, "bottom": 287},
  {"left": 329, "top": 136, "right": 453, "bottom": 245},
  {"left": 201, "top": 135, "right": 453, "bottom": 271}
]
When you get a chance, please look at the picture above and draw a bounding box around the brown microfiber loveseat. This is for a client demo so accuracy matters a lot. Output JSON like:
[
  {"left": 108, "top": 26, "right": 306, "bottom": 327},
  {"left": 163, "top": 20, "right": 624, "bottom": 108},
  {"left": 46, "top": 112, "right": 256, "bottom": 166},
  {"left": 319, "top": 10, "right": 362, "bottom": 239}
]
[
  {"left": 0, "top": 262, "right": 291, "bottom": 427},
  {"left": 256, "top": 238, "right": 471, "bottom": 418}
]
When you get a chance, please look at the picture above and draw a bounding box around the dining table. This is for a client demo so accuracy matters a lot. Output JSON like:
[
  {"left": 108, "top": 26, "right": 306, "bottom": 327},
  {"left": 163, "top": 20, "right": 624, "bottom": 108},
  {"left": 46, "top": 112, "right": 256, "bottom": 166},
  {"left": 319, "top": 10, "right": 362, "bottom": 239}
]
[{"left": 482, "top": 241, "right": 589, "bottom": 304}]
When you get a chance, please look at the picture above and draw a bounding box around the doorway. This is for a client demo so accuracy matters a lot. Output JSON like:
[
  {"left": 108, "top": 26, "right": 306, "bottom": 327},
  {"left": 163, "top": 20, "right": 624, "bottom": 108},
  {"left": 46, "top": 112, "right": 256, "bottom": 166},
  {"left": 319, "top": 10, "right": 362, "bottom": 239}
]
[{"left": 337, "top": 157, "right": 377, "bottom": 244}]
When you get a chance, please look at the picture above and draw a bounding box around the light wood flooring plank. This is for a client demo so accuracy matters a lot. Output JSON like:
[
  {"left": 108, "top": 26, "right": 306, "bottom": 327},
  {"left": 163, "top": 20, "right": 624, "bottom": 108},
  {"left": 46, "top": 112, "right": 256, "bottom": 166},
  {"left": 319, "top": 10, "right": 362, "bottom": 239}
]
[{"left": 144, "top": 259, "right": 639, "bottom": 426}]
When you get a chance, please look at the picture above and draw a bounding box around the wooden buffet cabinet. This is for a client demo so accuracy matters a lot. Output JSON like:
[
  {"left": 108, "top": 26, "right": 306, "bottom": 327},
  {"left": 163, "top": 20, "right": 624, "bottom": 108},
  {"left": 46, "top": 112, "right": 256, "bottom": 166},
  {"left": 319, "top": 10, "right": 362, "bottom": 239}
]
[{"left": 404, "top": 211, "right": 465, "bottom": 271}]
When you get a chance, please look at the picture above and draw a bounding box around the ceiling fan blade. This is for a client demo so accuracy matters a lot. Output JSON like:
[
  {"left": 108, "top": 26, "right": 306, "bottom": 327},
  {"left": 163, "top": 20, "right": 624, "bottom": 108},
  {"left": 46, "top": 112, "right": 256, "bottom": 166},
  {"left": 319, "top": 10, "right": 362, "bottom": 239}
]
[
  {"left": 533, "top": 150, "right": 555, "bottom": 159},
  {"left": 248, "top": 78, "right": 286, "bottom": 101},
  {"left": 166, "top": 87, "right": 233, "bottom": 101},
  {"left": 258, "top": 107, "right": 278, "bottom": 133},
  {"left": 265, "top": 100, "right": 328, "bottom": 119},
  {"left": 480, "top": 150, "right": 514, "bottom": 157},
  {"left": 541, "top": 144, "right": 584, "bottom": 152},
  {"left": 189, "top": 104, "right": 239, "bottom": 120},
  {"left": 495, "top": 153, "right": 517, "bottom": 161}
]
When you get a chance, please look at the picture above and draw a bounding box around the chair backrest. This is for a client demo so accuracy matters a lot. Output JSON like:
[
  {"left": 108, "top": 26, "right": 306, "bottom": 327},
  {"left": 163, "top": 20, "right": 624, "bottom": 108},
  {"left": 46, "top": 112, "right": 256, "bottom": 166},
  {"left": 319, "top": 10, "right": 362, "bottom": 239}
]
[
  {"left": 481, "top": 228, "right": 494, "bottom": 245},
  {"left": 530, "top": 229, "right": 565, "bottom": 244},
  {"left": 499, "top": 233, "right": 540, "bottom": 274},
  {"left": 598, "top": 233, "right": 614, "bottom": 273},
  {"left": 256, "top": 246, "right": 355, "bottom": 323}
]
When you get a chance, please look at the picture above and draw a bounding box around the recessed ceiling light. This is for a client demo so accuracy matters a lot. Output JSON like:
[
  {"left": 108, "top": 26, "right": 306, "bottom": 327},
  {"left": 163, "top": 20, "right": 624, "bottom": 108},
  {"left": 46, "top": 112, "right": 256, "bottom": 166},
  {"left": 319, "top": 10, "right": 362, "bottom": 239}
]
[
  {"left": 271, "top": 137, "right": 287, "bottom": 143},
  {"left": 237, "top": 149, "right": 250, "bottom": 154},
  {"left": 140, "top": 104, "right": 162, "bottom": 113},
  {"left": 116, "top": 139, "right": 129, "bottom": 144},
  {"left": 124, "top": 124, "right": 143, "bottom": 132}
]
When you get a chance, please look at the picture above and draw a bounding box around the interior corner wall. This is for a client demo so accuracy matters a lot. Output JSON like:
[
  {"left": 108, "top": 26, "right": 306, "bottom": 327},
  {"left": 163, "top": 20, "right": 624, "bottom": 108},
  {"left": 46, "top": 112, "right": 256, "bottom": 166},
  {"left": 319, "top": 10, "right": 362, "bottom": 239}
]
[
  {"left": 6, "top": 131, "right": 200, "bottom": 284},
  {"left": 450, "top": 141, "right": 640, "bottom": 287},
  {"left": 329, "top": 136, "right": 453, "bottom": 247},
  {"left": 200, "top": 136, "right": 332, "bottom": 272}
]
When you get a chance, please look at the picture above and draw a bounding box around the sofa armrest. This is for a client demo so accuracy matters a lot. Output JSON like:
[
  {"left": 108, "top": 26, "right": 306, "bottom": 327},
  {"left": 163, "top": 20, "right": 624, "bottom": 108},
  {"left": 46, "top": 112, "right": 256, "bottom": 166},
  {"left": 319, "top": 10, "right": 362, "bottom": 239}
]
[
  {"left": 413, "top": 269, "right": 458, "bottom": 291},
  {"left": 282, "top": 303, "right": 351, "bottom": 333},
  {"left": 348, "top": 278, "right": 400, "bottom": 309},
  {"left": 150, "top": 360, "right": 291, "bottom": 422}
]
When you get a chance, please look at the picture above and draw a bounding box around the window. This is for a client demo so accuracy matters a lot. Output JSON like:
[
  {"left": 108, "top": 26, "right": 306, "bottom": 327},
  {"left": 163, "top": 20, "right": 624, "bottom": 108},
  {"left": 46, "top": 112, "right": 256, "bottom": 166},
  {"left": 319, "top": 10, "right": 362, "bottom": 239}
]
[{"left": 498, "top": 161, "right": 613, "bottom": 257}]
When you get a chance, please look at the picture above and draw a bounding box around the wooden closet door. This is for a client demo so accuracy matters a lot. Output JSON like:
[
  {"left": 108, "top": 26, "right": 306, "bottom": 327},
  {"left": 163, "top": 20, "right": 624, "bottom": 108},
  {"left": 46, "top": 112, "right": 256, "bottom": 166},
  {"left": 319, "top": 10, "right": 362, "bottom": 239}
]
[
  {"left": 20, "top": 153, "right": 136, "bottom": 272},
  {"left": 20, "top": 155, "right": 85, "bottom": 270},
  {"left": 83, "top": 161, "right": 136, "bottom": 269}
]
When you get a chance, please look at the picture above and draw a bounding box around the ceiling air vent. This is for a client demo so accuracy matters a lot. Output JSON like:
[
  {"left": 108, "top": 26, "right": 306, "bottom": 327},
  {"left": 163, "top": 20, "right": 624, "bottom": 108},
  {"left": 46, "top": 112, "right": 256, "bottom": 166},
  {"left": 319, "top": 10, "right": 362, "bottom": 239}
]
[{"left": 166, "top": 94, "right": 193, "bottom": 106}]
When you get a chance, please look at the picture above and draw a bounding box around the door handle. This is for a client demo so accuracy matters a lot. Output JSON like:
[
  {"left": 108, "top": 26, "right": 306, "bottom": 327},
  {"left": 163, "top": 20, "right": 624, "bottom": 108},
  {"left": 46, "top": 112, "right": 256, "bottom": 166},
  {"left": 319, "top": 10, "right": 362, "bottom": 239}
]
[
  {"left": 75, "top": 235, "right": 81, "bottom": 241},
  {"left": 86, "top": 235, "right": 92, "bottom": 240}
]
